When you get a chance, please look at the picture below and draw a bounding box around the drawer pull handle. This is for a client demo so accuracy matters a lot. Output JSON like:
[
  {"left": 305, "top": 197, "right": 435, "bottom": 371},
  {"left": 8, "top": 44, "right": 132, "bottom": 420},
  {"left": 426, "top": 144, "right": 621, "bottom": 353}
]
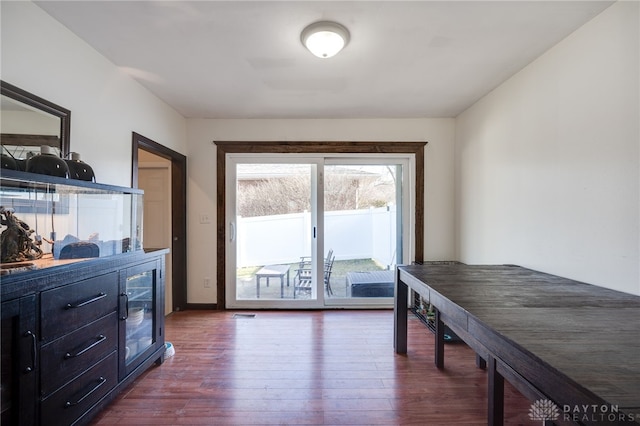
[
  {"left": 66, "top": 292, "right": 107, "bottom": 309},
  {"left": 64, "top": 376, "right": 107, "bottom": 408},
  {"left": 24, "top": 330, "right": 37, "bottom": 373},
  {"left": 64, "top": 335, "right": 107, "bottom": 359}
]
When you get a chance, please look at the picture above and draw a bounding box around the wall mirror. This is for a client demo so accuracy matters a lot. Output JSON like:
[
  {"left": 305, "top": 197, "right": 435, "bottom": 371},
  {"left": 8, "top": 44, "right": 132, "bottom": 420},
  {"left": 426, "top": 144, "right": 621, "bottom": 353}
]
[{"left": 1, "top": 80, "right": 70, "bottom": 165}]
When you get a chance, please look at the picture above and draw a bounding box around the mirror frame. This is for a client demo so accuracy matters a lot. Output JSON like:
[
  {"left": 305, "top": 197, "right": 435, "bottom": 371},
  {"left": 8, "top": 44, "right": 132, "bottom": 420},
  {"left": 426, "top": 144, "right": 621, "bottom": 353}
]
[{"left": 1, "top": 80, "right": 71, "bottom": 158}]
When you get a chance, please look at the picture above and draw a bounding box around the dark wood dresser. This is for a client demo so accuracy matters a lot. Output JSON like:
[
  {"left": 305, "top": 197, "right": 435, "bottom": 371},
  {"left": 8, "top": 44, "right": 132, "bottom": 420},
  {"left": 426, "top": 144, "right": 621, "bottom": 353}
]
[{"left": 1, "top": 249, "right": 167, "bottom": 426}]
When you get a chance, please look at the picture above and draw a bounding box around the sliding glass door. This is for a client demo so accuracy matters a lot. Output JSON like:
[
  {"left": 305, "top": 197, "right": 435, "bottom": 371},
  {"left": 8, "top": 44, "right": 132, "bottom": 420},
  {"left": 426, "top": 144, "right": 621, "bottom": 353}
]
[
  {"left": 323, "top": 161, "right": 405, "bottom": 306},
  {"left": 225, "top": 154, "right": 412, "bottom": 309},
  {"left": 226, "top": 157, "right": 322, "bottom": 308}
]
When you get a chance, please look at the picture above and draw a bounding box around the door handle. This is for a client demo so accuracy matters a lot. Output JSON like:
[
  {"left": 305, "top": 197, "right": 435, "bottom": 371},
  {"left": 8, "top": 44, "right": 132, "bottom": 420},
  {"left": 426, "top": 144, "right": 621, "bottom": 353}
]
[
  {"left": 230, "top": 222, "right": 236, "bottom": 242},
  {"left": 120, "top": 292, "right": 129, "bottom": 320},
  {"left": 24, "top": 330, "right": 36, "bottom": 373}
]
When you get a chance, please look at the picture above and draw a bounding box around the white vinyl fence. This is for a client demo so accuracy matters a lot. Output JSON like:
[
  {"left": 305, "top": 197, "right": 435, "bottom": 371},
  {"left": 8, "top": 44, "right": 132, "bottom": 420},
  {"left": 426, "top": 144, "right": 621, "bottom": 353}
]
[{"left": 237, "top": 206, "right": 397, "bottom": 268}]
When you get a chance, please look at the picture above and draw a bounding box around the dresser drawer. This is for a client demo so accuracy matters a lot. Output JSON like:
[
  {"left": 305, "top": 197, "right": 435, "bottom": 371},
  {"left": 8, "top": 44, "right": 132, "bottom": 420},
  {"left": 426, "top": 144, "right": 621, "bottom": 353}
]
[
  {"left": 40, "top": 351, "right": 117, "bottom": 426},
  {"left": 41, "top": 272, "right": 118, "bottom": 342},
  {"left": 40, "top": 312, "right": 118, "bottom": 397}
]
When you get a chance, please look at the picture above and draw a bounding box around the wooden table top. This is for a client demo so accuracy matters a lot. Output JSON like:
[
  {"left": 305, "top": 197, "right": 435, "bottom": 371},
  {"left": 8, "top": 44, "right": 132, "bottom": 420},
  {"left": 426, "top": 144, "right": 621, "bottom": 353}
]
[
  {"left": 398, "top": 263, "right": 640, "bottom": 411},
  {"left": 256, "top": 264, "right": 290, "bottom": 276}
]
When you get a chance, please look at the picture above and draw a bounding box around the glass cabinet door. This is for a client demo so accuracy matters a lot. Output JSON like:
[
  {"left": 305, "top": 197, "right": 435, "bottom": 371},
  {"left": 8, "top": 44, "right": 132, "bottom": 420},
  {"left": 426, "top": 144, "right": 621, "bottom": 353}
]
[
  {"left": 120, "top": 259, "right": 164, "bottom": 379},
  {"left": 124, "top": 270, "right": 154, "bottom": 363}
]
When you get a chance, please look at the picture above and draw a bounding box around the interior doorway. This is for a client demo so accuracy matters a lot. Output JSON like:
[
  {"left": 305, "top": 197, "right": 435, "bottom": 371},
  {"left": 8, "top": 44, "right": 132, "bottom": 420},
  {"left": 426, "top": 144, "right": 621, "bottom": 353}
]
[
  {"left": 139, "top": 151, "right": 173, "bottom": 314},
  {"left": 132, "top": 132, "right": 187, "bottom": 312}
]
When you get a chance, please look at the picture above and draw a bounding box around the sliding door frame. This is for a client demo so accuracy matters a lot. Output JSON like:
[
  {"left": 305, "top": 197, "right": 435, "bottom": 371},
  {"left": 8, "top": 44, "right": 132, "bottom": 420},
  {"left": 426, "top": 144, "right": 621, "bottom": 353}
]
[{"left": 215, "top": 141, "right": 427, "bottom": 310}]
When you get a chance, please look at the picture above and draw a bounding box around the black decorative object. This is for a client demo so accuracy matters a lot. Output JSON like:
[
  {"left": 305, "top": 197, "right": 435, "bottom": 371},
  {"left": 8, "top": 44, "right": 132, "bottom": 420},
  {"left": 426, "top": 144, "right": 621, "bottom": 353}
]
[
  {"left": 15, "top": 158, "right": 26, "bottom": 171},
  {"left": 65, "top": 152, "right": 96, "bottom": 182},
  {"left": 0, "top": 206, "right": 43, "bottom": 263},
  {"left": 59, "top": 241, "right": 100, "bottom": 259},
  {"left": 1, "top": 154, "right": 17, "bottom": 170},
  {"left": 25, "top": 145, "right": 69, "bottom": 178}
]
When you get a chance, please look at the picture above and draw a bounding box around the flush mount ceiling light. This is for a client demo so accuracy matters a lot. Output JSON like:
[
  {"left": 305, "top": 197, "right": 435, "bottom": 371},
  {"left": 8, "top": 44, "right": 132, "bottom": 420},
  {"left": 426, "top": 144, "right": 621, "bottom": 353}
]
[{"left": 301, "top": 21, "right": 350, "bottom": 58}]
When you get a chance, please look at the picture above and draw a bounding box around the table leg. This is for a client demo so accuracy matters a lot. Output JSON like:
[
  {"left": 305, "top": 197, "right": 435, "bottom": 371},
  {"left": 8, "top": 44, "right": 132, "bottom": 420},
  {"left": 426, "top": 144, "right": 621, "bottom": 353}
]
[
  {"left": 393, "top": 274, "right": 408, "bottom": 354},
  {"left": 476, "top": 354, "right": 487, "bottom": 370},
  {"left": 488, "top": 355, "right": 505, "bottom": 426},
  {"left": 435, "top": 309, "right": 445, "bottom": 369},
  {"left": 280, "top": 274, "right": 284, "bottom": 298},
  {"left": 256, "top": 276, "right": 261, "bottom": 298}
]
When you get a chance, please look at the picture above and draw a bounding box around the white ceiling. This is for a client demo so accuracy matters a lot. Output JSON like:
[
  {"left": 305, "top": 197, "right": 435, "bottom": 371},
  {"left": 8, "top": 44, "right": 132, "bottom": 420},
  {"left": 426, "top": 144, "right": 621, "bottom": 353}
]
[{"left": 35, "top": 1, "right": 613, "bottom": 119}]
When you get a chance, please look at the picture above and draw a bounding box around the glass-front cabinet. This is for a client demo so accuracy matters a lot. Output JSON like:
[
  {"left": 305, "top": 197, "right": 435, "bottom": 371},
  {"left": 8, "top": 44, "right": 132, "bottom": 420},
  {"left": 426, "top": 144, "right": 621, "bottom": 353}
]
[{"left": 119, "top": 260, "right": 164, "bottom": 379}]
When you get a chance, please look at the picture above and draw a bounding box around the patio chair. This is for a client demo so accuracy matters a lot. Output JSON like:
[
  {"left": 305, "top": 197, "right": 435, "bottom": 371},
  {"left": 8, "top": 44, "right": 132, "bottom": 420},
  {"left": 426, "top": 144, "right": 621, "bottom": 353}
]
[
  {"left": 294, "top": 249, "right": 332, "bottom": 284},
  {"left": 297, "top": 249, "right": 332, "bottom": 272},
  {"left": 293, "top": 250, "right": 334, "bottom": 298}
]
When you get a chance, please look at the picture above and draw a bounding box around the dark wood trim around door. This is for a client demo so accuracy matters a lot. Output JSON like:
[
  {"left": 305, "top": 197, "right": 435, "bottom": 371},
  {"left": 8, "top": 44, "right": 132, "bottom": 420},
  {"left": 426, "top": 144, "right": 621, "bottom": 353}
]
[
  {"left": 132, "top": 132, "right": 188, "bottom": 312},
  {"left": 215, "top": 141, "right": 427, "bottom": 310}
]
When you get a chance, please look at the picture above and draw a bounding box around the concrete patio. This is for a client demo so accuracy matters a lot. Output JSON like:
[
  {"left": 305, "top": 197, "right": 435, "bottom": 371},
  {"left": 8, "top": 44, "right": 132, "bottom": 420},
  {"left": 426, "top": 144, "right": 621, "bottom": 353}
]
[{"left": 236, "top": 258, "right": 392, "bottom": 300}]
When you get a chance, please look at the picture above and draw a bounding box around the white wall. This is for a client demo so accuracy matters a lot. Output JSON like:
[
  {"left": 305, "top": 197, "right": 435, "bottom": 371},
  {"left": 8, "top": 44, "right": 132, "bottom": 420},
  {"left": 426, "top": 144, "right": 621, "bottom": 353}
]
[
  {"left": 455, "top": 1, "right": 639, "bottom": 295},
  {"left": 1, "top": 2, "right": 187, "bottom": 187},
  {"left": 186, "top": 118, "right": 456, "bottom": 303}
]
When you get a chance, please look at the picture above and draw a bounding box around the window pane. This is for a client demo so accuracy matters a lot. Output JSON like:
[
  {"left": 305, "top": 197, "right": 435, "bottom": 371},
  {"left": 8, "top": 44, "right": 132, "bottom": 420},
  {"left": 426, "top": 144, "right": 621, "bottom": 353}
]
[
  {"left": 235, "top": 163, "right": 316, "bottom": 301},
  {"left": 324, "top": 164, "right": 401, "bottom": 300}
]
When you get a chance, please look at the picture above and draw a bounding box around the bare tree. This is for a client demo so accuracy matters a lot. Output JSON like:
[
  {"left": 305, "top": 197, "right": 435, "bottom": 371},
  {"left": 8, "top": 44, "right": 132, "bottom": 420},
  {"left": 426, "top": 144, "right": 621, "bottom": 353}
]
[
  {"left": 238, "top": 169, "right": 395, "bottom": 217},
  {"left": 238, "top": 175, "right": 310, "bottom": 217}
]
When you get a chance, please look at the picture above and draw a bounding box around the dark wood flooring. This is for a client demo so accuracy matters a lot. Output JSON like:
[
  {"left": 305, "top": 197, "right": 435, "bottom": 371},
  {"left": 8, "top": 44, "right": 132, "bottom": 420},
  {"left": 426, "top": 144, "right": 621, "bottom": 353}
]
[{"left": 91, "top": 310, "right": 536, "bottom": 425}]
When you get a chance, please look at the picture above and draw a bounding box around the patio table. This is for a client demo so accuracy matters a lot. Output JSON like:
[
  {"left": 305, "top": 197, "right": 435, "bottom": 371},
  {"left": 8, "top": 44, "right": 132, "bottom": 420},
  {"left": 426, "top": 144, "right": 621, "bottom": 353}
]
[{"left": 255, "top": 264, "right": 290, "bottom": 298}]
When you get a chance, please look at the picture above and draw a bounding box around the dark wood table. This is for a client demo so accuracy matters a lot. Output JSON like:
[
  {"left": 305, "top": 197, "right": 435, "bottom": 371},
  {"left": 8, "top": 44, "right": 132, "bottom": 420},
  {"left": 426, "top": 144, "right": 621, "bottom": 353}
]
[{"left": 394, "top": 263, "right": 640, "bottom": 425}]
